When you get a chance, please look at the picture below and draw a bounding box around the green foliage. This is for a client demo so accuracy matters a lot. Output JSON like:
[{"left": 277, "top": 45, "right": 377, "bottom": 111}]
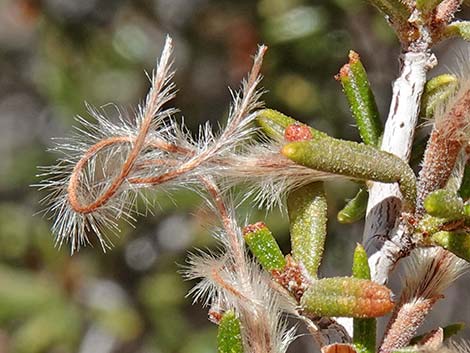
[
  {"left": 415, "top": 0, "right": 444, "bottom": 14},
  {"left": 338, "top": 187, "right": 369, "bottom": 224},
  {"left": 337, "top": 51, "right": 382, "bottom": 146},
  {"left": 459, "top": 163, "right": 470, "bottom": 200},
  {"left": 217, "top": 311, "right": 243, "bottom": 353},
  {"left": 287, "top": 182, "right": 327, "bottom": 278},
  {"left": 256, "top": 109, "right": 328, "bottom": 141},
  {"left": 444, "top": 21, "right": 470, "bottom": 41},
  {"left": 431, "top": 231, "right": 470, "bottom": 261},
  {"left": 282, "top": 139, "right": 416, "bottom": 208},
  {"left": 243, "top": 222, "right": 286, "bottom": 271},
  {"left": 424, "top": 189, "right": 464, "bottom": 220},
  {"left": 300, "top": 277, "right": 395, "bottom": 318},
  {"left": 352, "top": 244, "right": 376, "bottom": 353},
  {"left": 410, "top": 322, "right": 465, "bottom": 345},
  {"left": 366, "top": 0, "right": 410, "bottom": 23},
  {"left": 421, "top": 74, "right": 458, "bottom": 118},
  {"left": 352, "top": 244, "right": 371, "bottom": 280},
  {"left": 9, "top": 0, "right": 470, "bottom": 351}
]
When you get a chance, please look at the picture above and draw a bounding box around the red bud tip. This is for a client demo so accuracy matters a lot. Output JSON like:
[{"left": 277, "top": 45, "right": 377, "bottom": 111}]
[
  {"left": 242, "top": 221, "right": 266, "bottom": 235},
  {"left": 208, "top": 309, "right": 223, "bottom": 324},
  {"left": 348, "top": 50, "right": 360, "bottom": 63},
  {"left": 336, "top": 63, "right": 351, "bottom": 81},
  {"left": 284, "top": 123, "right": 313, "bottom": 142}
]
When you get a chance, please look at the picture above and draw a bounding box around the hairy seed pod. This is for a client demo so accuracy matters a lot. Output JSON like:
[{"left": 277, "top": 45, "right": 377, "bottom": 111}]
[
  {"left": 243, "top": 222, "right": 286, "bottom": 271},
  {"left": 282, "top": 139, "right": 416, "bottom": 210},
  {"left": 300, "top": 277, "right": 395, "bottom": 318},
  {"left": 288, "top": 182, "right": 327, "bottom": 278},
  {"left": 217, "top": 310, "right": 243, "bottom": 353}
]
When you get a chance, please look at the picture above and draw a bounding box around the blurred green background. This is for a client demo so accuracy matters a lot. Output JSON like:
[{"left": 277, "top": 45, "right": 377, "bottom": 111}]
[{"left": 1, "top": 0, "right": 470, "bottom": 352}]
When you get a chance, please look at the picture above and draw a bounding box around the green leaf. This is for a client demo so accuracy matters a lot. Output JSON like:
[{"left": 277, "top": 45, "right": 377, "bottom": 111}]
[
  {"left": 421, "top": 74, "right": 458, "bottom": 118},
  {"left": 367, "top": 0, "right": 411, "bottom": 24},
  {"left": 409, "top": 323, "right": 465, "bottom": 345},
  {"left": 424, "top": 189, "right": 464, "bottom": 220},
  {"left": 416, "top": 0, "right": 444, "bottom": 14},
  {"left": 442, "top": 322, "right": 465, "bottom": 340},
  {"left": 444, "top": 21, "right": 470, "bottom": 41},
  {"left": 459, "top": 162, "right": 470, "bottom": 200},
  {"left": 300, "top": 277, "right": 394, "bottom": 318},
  {"left": 338, "top": 187, "right": 369, "bottom": 224},
  {"left": 288, "top": 182, "right": 327, "bottom": 278},
  {"left": 256, "top": 109, "right": 328, "bottom": 141},
  {"left": 282, "top": 139, "right": 416, "bottom": 210},
  {"left": 243, "top": 222, "right": 286, "bottom": 271},
  {"left": 218, "top": 311, "right": 243, "bottom": 353},
  {"left": 416, "top": 214, "right": 448, "bottom": 235},
  {"left": 337, "top": 51, "right": 382, "bottom": 146},
  {"left": 352, "top": 244, "right": 376, "bottom": 353},
  {"left": 431, "top": 231, "right": 470, "bottom": 261},
  {"left": 352, "top": 244, "right": 371, "bottom": 280}
]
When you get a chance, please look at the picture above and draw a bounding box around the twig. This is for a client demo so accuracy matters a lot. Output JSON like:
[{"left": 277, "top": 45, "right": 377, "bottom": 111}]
[{"left": 363, "top": 50, "right": 437, "bottom": 283}]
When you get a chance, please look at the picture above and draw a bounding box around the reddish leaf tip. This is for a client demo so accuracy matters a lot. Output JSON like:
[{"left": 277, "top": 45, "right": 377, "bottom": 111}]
[
  {"left": 242, "top": 221, "right": 267, "bottom": 236},
  {"left": 348, "top": 50, "right": 360, "bottom": 63},
  {"left": 284, "top": 123, "right": 313, "bottom": 142}
]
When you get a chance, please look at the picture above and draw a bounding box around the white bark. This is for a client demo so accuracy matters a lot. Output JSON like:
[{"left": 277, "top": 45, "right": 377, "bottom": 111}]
[{"left": 363, "top": 51, "right": 437, "bottom": 284}]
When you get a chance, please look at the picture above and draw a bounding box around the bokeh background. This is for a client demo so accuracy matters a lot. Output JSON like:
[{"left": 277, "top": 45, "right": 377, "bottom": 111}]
[{"left": 1, "top": 0, "right": 470, "bottom": 352}]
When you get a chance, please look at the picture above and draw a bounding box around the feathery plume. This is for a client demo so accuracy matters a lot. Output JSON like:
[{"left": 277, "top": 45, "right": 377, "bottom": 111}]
[
  {"left": 417, "top": 55, "right": 470, "bottom": 215},
  {"left": 379, "top": 248, "right": 468, "bottom": 353}
]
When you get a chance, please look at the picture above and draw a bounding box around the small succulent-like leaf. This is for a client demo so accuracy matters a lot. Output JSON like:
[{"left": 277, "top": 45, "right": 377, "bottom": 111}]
[
  {"left": 352, "top": 244, "right": 371, "bottom": 280},
  {"left": 256, "top": 109, "right": 328, "bottom": 141},
  {"left": 352, "top": 244, "right": 376, "bottom": 353},
  {"left": 421, "top": 74, "right": 458, "bottom": 118},
  {"left": 217, "top": 310, "right": 243, "bottom": 353},
  {"left": 442, "top": 322, "right": 465, "bottom": 340},
  {"left": 282, "top": 139, "right": 416, "bottom": 209},
  {"left": 424, "top": 189, "right": 464, "bottom": 220},
  {"left": 444, "top": 21, "right": 470, "bottom": 41},
  {"left": 416, "top": 0, "right": 444, "bottom": 14},
  {"left": 243, "top": 222, "right": 286, "bottom": 271},
  {"left": 367, "top": 0, "right": 411, "bottom": 24},
  {"left": 410, "top": 323, "right": 465, "bottom": 345},
  {"left": 337, "top": 50, "right": 382, "bottom": 146},
  {"left": 431, "top": 231, "right": 470, "bottom": 262},
  {"left": 416, "top": 214, "right": 448, "bottom": 235},
  {"left": 459, "top": 163, "right": 470, "bottom": 200},
  {"left": 288, "top": 182, "right": 327, "bottom": 278},
  {"left": 300, "top": 277, "right": 394, "bottom": 318},
  {"left": 338, "top": 187, "right": 369, "bottom": 224}
]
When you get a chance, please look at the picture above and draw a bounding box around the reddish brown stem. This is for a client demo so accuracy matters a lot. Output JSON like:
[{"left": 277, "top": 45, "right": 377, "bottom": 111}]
[{"left": 67, "top": 135, "right": 191, "bottom": 213}]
